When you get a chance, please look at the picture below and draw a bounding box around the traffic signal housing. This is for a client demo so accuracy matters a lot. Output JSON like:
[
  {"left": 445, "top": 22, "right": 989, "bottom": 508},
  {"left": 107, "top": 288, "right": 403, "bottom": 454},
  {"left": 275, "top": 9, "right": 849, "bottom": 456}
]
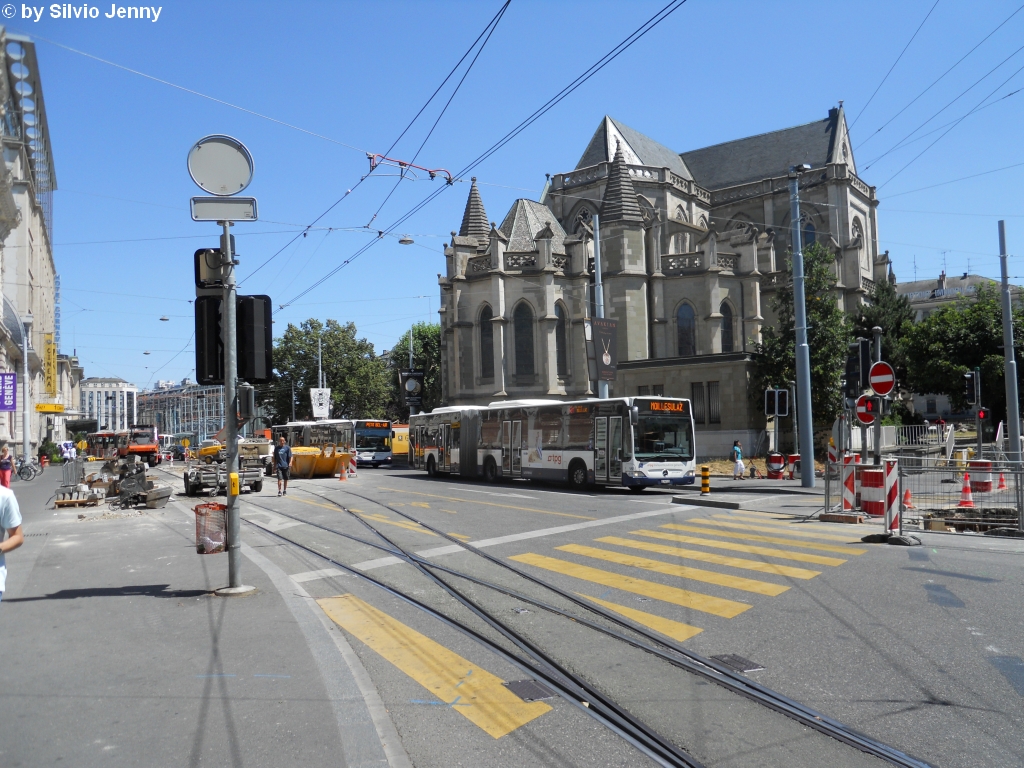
[
  {"left": 844, "top": 338, "right": 872, "bottom": 399},
  {"left": 964, "top": 370, "right": 979, "bottom": 405},
  {"left": 195, "top": 294, "right": 273, "bottom": 385},
  {"left": 977, "top": 407, "right": 988, "bottom": 421}
]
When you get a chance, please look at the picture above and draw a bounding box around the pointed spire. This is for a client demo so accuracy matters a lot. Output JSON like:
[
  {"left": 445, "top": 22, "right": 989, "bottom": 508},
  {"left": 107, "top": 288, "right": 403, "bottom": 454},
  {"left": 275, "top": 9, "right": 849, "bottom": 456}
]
[
  {"left": 600, "top": 142, "right": 643, "bottom": 224},
  {"left": 459, "top": 177, "right": 489, "bottom": 241}
]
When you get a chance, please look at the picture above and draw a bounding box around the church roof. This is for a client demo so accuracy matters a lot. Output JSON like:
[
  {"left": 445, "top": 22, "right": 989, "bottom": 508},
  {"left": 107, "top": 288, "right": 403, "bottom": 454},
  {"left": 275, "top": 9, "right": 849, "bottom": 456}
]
[
  {"left": 458, "top": 177, "right": 489, "bottom": 241},
  {"left": 498, "top": 199, "right": 567, "bottom": 254},
  {"left": 576, "top": 116, "right": 692, "bottom": 180},
  {"left": 680, "top": 107, "right": 847, "bottom": 190},
  {"left": 600, "top": 143, "right": 644, "bottom": 224}
]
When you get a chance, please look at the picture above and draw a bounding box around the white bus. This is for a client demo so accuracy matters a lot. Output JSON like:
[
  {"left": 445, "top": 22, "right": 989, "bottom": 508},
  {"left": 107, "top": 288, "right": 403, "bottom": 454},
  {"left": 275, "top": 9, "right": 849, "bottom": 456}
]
[
  {"left": 409, "top": 397, "right": 696, "bottom": 492},
  {"left": 354, "top": 419, "right": 393, "bottom": 467}
]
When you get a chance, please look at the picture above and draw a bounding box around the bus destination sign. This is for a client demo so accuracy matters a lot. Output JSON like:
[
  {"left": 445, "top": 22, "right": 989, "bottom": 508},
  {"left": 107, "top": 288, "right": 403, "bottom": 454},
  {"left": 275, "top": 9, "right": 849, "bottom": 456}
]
[
  {"left": 363, "top": 421, "right": 390, "bottom": 429},
  {"left": 648, "top": 401, "right": 687, "bottom": 413}
]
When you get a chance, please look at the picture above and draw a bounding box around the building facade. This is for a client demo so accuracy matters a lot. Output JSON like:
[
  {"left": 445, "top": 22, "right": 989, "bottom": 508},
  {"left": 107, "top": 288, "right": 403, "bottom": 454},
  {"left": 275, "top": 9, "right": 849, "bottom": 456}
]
[
  {"left": 137, "top": 379, "right": 226, "bottom": 443},
  {"left": 80, "top": 377, "right": 137, "bottom": 432},
  {"left": 439, "top": 107, "right": 889, "bottom": 455}
]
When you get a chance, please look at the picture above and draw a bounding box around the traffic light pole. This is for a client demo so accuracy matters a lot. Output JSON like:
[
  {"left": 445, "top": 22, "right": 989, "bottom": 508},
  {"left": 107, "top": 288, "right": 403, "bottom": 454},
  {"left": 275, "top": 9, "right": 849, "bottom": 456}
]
[
  {"left": 873, "top": 327, "right": 882, "bottom": 466},
  {"left": 998, "top": 221, "right": 1022, "bottom": 478},
  {"left": 789, "top": 168, "right": 815, "bottom": 487},
  {"left": 219, "top": 221, "right": 253, "bottom": 595}
]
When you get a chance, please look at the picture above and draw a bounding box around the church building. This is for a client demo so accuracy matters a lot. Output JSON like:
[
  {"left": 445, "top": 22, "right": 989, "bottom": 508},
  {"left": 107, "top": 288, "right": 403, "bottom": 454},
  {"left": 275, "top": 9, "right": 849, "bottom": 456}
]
[{"left": 438, "top": 106, "right": 890, "bottom": 455}]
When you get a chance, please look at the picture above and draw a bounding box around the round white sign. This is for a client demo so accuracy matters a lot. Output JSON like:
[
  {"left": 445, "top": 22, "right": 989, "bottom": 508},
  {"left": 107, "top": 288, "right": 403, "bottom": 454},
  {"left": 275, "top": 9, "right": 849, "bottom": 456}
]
[{"left": 187, "top": 135, "right": 254, "bottom": 196}]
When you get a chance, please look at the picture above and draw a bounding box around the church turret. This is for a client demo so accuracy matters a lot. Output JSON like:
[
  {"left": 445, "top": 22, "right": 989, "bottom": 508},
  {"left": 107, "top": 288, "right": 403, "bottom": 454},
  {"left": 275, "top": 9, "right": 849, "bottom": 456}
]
[
  {"left": 459, "top": 177, "right": 489, "bottom": 245},
  {"left": 600, "top": 143, "right": 644, "bottom": 224}
]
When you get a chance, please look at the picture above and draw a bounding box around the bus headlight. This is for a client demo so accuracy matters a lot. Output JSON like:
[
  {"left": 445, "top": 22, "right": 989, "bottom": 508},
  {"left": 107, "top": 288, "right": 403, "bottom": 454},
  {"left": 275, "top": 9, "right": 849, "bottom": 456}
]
[
  {"left": 630, "top": 470, "right": 646, "bottom": 478},
  {"left": 684, "top": 470, "right": 695, "bottom": 477}
]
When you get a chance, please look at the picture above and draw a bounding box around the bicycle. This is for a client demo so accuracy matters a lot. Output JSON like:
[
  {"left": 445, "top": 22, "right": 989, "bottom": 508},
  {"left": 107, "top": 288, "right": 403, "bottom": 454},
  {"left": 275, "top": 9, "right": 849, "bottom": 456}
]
[{"left": 15, "top": 456, "right": 43, "bottom": 481}]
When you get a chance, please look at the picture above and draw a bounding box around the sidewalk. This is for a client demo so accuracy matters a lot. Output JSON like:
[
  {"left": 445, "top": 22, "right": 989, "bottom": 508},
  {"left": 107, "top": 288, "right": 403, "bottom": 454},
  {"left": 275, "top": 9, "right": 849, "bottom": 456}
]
[
  {"left": 0, "top": 472, "right": 400, "bottom": 767},
  {"left": 671, "top": 476, "right": 828, "bottom": 514}
]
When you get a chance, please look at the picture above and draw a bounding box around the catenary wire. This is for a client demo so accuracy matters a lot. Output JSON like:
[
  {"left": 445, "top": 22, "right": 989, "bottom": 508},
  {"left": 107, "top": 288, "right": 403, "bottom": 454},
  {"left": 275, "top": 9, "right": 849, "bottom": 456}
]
[{"left": 849, "top": 0, "right": 941, "bottom": 130}]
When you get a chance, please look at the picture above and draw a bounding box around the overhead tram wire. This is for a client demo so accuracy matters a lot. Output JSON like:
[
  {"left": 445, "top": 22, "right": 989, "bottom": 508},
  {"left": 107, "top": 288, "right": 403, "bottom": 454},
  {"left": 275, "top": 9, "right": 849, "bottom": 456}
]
[
  {"left": 279, "top": 0, "right": 691, "bottom": 308},
  {"left": 863, "top": 40, "right": 1024, "bottom": 171},
  {"left": 885, "top": 160, "right": 1024, "bottom": 198},
  {"left": 857, "top": 2, "right": 1024, "bottom": 148},
  {"left": 239, "top": 0, "right": 514, "bottom": 288},
  {"left": 849, "top": 0, "right": 941, "bottom": 130},
  {"left": 365, "top": 0, "right": 512, "bottom": 227},
  {"left": 878, "top": 59, "right": 1024, "bottom": 189}
]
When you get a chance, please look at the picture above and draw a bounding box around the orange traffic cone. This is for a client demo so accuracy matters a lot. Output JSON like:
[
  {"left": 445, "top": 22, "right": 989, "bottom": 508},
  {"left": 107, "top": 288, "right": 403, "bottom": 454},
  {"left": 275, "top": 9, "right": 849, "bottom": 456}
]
[
  {"left": 902, "top": 487, "right": 916, "bottom": 509},
  {"left": 957, "top": 472, "right": 975, "bottom": 508},
  {"left": 997, "top": 472, "right": 1008, "bottom": 491}
]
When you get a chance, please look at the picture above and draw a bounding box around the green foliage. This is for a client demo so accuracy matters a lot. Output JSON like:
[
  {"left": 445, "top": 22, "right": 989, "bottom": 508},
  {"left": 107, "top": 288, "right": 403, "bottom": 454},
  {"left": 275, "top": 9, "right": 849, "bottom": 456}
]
[
  {"left": 853, "top": 279, "right": 915, "bottom": 383},
  {"left": 903, "top": 286, "right": 1024, "bottom": 421},
  {"left": 265, "top": 319, "right": 390, "bottom": 423},
  {"left": 753, "top": 242, "right": 852, "bottom": 428},
  {"left": 383, "top": 322, "right": 442, "bottom": 421}
]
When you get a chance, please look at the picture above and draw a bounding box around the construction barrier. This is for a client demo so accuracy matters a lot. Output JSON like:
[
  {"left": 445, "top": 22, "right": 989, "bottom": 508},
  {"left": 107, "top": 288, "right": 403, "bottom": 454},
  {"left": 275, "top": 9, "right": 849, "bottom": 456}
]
[
  {"left": 349, "top": 454, "right": 358, "bottom": 477},
  {"left": 787, "top": 454, "right": 800, "bottom": 480},
  {"left": 967, "top": 460, "right": 992, "bottom": 493},
  {"left": 700, "top": 465, "right": 710, "bottom": 495},
  {"left": 861, "top": 467, "right": 886, "bottom": 517},
  {"left": 884, "top": 459, "right": 899, "bottom": 532},
  {"left": 766, "top": 452, "right": 786, "bottom": 480},
  {"left": 842, "top": 453, "right": 860, "bottom": 511},
  {"left": 957, "top": 472, "right": 975, "bottom": 508}
]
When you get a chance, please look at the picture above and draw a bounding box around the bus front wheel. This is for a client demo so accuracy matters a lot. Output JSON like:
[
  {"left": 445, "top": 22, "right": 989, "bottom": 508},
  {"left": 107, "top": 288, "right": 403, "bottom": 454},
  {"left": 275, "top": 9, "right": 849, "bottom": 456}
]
[
  {"left": 483, "top": 457, "right": 498, "bottom": 483},
  {"left": 567, "top": 460, "right": 588, "bottom": 491},
  {"left": 426, "top": 456, "right": 437, "bottom": 478}
]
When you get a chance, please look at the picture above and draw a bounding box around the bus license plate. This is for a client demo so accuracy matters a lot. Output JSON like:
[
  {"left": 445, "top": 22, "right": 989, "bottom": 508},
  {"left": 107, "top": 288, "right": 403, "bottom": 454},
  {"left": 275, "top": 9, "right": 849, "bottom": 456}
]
[{"left": 661, "top": 479, "right": 670, "bottom": 484}]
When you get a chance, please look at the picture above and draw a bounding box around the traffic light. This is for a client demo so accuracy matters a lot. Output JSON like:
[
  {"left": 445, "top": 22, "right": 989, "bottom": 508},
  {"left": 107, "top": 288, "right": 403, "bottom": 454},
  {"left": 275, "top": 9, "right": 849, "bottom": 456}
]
[
  {"left": 194, "top": 248, "right": 223, "bottom": 294},
  {"left": 977, "top": 407, "right": 988, "bottom": 421},
  {"left": 964, "top": 370, "right": 980, "bottom": 405},
  {"left": 764, "top": 389, "right": 775, "bottom": 417},
  {"left": 775, "top": 388, "right": 789, "bottom": 417},
  {"left": 195, "top": 295, "right": 223, "bottom": 384},
  {"left": 195, "top": 295, "right": 273, "bottom": 385},
  {"left": 863, "top": 397, "right": 879, "bottom": 417},
  {"left": 844, "top": 338, "right": 872, "bottom": 398}
]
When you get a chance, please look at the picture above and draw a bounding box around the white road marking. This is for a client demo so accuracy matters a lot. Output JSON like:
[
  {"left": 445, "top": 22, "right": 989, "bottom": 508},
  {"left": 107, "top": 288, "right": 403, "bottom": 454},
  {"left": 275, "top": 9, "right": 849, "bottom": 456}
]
[
  {"left": 351, "top": 506, "right": 690, "bottom": 571},
  {"left": 243, "top": 510, "right": 305, "bottom": 532},
  {"left": 290, "top": 568, "right": 348, "bottom": 583}
]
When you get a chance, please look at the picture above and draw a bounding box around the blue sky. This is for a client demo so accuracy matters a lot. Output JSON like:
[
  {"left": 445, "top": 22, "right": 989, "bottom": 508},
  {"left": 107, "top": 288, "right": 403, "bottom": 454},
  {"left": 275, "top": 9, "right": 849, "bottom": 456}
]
[{"left": 15, "top": 0, "right": 1024, "bottom": 386}]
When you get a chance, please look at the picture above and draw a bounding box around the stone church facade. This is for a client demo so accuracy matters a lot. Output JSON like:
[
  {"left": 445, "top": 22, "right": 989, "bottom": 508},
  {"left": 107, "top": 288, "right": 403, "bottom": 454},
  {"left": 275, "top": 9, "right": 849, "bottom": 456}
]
[{"left": 438, "top": 106, "right": 890, "bottom": 455}]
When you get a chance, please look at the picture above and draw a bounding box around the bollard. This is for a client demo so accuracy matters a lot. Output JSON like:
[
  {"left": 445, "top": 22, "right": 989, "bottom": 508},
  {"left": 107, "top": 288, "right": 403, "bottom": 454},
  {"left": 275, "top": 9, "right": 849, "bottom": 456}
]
[{"left": 700, "top": 465, "right": 710, "bottom": 495}]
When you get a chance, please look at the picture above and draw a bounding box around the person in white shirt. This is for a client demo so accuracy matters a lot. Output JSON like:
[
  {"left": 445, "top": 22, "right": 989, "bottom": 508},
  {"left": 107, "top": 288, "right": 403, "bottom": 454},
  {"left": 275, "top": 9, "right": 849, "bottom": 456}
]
[{"left": 0, "top": 485, "right": 24, "bottom": 602}]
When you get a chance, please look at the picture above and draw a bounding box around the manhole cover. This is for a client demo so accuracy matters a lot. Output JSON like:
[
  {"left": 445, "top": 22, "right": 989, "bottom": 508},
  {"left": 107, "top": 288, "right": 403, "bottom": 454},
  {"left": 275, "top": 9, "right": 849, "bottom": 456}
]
[
  {"left": 711, "top": 654, "right": 764, "bottom": 673},
  {"left": 503, "top": 679, "right": 555, "bottom": 702}
]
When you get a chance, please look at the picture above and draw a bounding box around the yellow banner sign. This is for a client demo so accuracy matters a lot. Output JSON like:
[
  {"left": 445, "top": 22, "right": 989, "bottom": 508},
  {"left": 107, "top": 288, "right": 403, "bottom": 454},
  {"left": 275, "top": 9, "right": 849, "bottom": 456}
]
[
  {"left": 44, "top": 333, "right": 57, "bottom": 396},
  {"left": 35, "top": 403, "right": 65, "bottom": 413}
]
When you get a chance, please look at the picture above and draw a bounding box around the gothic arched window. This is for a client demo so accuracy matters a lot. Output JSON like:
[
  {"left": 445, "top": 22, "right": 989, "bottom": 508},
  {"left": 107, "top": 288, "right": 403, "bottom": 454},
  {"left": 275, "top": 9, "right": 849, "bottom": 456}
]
[
  {"left": 677, "top": 304, "right": 696, "bottom": 357},
  {"left": 479, "top": 305, "right": 494, "bottom": 379},
  {"left": 513, "top": 303, "right": 535, "bottom": 376},
  {"left": 573, "top": 207, "right": 593, "bottom": 234},
  {"left": 720, "top": 302, "right": 734, "bottom": 353},
  {"left": 802, "top": 220, "right": 816, "bottom": 247},
  {"left": 555, "top": 303, "right": 568, "bottom": 376}
]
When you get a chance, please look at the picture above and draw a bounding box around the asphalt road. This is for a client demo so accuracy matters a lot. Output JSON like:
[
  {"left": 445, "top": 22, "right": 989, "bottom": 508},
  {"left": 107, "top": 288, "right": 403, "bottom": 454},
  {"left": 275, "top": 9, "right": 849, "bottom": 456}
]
[{"left": 222, "top": 464, "right": 1023, "bottom": 768}]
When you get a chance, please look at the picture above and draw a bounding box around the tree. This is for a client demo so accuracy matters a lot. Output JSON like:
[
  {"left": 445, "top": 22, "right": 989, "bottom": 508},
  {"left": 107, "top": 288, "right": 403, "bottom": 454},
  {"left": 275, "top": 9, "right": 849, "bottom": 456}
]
[
  {"left": 852, "top": 279, "right": 914, "bottom": 384},
  {"left": 264, "top": 319, "right": 390, "bottom": 423},
  {"left": 753, "top": 242, "right": 852, "bottom": 429},
  {"left": 382, "top": 322, "right": 441, "bottom": 421},
  {"left": 903, "top": 286, "right": 1024, "bottom": 421}
]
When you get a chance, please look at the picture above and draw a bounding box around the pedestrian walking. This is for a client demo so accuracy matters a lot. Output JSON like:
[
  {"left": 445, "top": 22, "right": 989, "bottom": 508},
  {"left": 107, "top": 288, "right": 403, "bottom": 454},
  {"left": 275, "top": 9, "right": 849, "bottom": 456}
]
[
  {"left": 273, "top": 436, "right": 292, "bottom": 496},
  {"left": 0, "top": 446, "right": 12, "bottom": 488},
  {"left": 0, "top": 483, "right": 23, "bottom": 602},
  {"left": 731, "top": 440, "right": 746, "bottom": 480}
]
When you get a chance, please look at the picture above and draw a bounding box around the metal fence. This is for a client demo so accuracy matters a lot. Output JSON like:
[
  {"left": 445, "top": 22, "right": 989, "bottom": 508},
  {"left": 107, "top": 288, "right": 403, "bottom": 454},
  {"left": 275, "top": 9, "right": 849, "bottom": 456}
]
[
  {"left": 892, "top": 425, "right": 946, "bottom": 446},
  {"left": 825, "top": 455, "right": 1024, "bottom": 534},
  {"left": 61, "top": 458, "right": 86, "bottom": 487}
]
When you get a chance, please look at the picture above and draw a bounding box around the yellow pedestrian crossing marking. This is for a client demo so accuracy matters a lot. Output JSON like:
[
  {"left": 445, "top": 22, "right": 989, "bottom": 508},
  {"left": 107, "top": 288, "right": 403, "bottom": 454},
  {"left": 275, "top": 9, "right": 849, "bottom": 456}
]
[
  {"left": 695, "top": 517, "right": 864, "bottom": 542},
  {"left": 594, "top": 536, "right": 821, "bottom": 579},
  {"left": 577, "top": 592, "right": 703, "bottom": 642},
  {"left": 510, "top": 553, "right": 751, "bottom": 618},
  {"left": 318, "top": 594, "right": 551, "bottom": 738},
  {"left": 631, "top": 529, "right": 848, "bottom": 566},
  {"left": 556, "top": 544, "right": 789, "bottom": 596},
  {"left": 662, "top": 524, "right": 866, "bottom": 555},
  {"left": 411, "top": 502, "right": 431, "bottom": 508},
  {"left": 448, "top": 532, "right": 471, "bottom": 541}
]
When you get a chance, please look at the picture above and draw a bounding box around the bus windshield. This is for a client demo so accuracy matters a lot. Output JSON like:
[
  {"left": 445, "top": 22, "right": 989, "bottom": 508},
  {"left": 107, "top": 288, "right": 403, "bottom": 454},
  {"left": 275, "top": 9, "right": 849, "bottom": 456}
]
[
  {"left": 633, "top": 415, "right": 693, "bottom": 461},
  {"left": 356, "top": 429, "right": 390, "bottom": 451}
]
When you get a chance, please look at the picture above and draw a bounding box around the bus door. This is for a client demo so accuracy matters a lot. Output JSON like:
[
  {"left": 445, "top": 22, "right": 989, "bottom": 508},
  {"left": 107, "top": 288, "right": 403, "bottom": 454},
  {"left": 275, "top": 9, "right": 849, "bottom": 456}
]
[
  {"left": 595, "top": 417, "right": 608, "bottom": 482},
  {"left": 441, "top": 424, "right": 452, "bottom": 471},
  {"left": 502, "top": 420, "right": 523, "bottom": 476},
  {"left": 609, "top": 416, "right": 622, "bottom": 481}
]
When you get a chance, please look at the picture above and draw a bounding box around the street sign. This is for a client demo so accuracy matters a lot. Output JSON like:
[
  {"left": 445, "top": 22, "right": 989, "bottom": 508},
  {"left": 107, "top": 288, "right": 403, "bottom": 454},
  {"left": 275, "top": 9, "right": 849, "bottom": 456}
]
[
  {"left": 856, "top": 395, "right": 876, "bottom": 424},
  {"left": 0, "top": 372, "right": 15, "bottom": 412},
  {"left": 182, "top": 439, "right": 191, "bottom": 448},
  {"left": 869, "top": 361, "right": 895, "bottom": 396},
  {"left": 190, "top": 196, "right": 258, "bottom": 222},
  {"left": 310, "top": 388, "right": 331, "bottom": 419},
  {"left": 35, "top": 403, "right": 65, "bottom": 413},
  {"left": 187, "top": 135, "right": 254, "bottom": 196}
]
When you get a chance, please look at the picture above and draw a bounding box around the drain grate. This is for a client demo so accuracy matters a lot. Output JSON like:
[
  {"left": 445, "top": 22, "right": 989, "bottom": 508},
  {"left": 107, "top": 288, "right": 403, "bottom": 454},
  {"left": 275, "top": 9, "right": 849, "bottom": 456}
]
[
  {"left": 711, "top": 654, "right": 764, "bottom": 673},
  {"left": 503, "top": 679, "right": 556, "bottom": 702}
]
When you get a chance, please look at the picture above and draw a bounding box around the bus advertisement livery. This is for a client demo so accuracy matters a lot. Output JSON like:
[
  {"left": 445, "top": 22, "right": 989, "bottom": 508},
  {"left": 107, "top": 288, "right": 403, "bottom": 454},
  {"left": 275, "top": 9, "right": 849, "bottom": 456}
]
[{"left": 409, "top": 397, "right": 695, "bottom": 491}]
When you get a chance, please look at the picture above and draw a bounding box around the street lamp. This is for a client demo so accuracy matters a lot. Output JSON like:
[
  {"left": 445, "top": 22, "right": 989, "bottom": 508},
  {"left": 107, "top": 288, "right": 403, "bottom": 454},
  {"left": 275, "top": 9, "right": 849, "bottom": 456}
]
[{"left": 20, "top": 314, "right": 31, "bottom": 460}]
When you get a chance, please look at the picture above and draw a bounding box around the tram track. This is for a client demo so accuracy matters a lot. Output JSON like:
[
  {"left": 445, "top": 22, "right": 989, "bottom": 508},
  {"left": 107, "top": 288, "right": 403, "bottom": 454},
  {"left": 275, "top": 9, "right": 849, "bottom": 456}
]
[{"left": 235, "top": 482, "right": 933, "bottom": 768}]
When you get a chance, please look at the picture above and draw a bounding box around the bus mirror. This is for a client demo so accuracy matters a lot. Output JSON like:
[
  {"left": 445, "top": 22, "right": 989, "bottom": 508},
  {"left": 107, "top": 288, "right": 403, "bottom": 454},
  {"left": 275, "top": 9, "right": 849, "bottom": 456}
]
[
  {"left": 630, "top": 406, "right": 639, "bottom": 426},
  {"left": 391, "top": 430, "right": 395, "bottom": 438}
]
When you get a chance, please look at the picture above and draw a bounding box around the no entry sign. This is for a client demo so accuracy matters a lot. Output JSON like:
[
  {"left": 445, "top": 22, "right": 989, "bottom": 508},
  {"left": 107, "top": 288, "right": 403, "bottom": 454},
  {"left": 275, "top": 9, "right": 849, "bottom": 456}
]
[
  {"left": 856, "top": 395, "right": 877, "bottom": 424},
  {"left": 869, "top": 361, "right": 896, "bottom": 397}
]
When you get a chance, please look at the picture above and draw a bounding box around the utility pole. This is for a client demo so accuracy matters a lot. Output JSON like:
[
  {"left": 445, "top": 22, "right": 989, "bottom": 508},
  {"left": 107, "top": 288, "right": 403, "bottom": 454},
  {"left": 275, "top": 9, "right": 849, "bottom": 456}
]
[
  {"left": 873, "top": 326, "right": 882, "bottom": 466},
  {"left": 318, "top": 334, "right": 323, "bottom": 389},
  {"left": 594, "top": 214, "right": 608, "bottom": 399},
  {"left": 21, "top": 314, "right": 31, "bottom": 460},
  {"left": 789, "top": 166, "right": 815, "bottom": 488},
  {"left": 290, "top": 379, "right": 296, "bottom": 422},
  {"left": 408, "top": 326, "right": 416, "bottom": 417},
  {"left": 999, "top": 220, "right": 1021, "bottom": 477}
]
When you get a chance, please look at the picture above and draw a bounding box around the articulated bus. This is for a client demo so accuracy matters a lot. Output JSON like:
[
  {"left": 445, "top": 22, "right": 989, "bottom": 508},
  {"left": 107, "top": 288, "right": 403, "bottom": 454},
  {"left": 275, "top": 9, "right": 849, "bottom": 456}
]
[
  {"left": 354, "top": 419, "right": 393, "bottom": 467},
  {"left": 409, "top": 397, "right": 696, "bottom": 491},
  {"left": 271, "top": 420, "right": 354, "bottom": 453}
]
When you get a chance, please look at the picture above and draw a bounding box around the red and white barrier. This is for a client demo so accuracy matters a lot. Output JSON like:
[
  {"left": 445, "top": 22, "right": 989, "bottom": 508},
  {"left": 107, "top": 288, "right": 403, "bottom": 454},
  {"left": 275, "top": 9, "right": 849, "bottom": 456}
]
[
  {"left": 884, "top": 459, "right": 899, "bottom": 532},
  {"left": 967, "top": 460, "right": 992, "bottom": 492},
  {"left": 766, "top": 453, "right": 786, "bottom": 480},
  {"left": 842, "top": 453, "right": 860, "bottom": 511},
  {"left": 861, "top": 468, "right": 885, "bottom": 517},
  {"left": 787, "top": 454, "right": 801, "bottom": 480},
  {"left": 349, "top": 454, "right": 358, "bottom": 477}
]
